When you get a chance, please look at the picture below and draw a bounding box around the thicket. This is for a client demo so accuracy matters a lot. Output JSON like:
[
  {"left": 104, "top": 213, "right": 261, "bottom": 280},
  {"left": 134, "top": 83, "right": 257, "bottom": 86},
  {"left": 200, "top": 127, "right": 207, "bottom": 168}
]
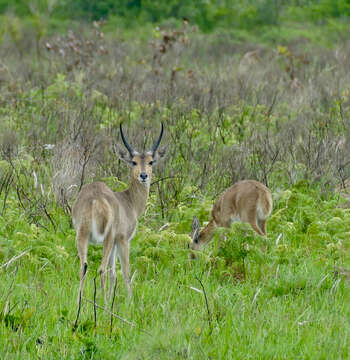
[
  {"left": 1, "top": 0, "right": 350, "bottom": 31},
  {"left": 1, "top": 19, "right": 350, "bottom": 213}
]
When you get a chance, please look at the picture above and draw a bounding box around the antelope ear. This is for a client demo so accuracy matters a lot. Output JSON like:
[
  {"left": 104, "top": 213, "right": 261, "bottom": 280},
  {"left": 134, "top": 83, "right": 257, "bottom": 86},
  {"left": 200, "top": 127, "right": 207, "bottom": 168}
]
[
  {"left": 114, "top": 144, "right": 133, "bottom": 164},
  {"left": 191, "top": 216, "right": 200, "bottom": 230},
  {"left": 152, "top": 146, "right": 167, "bottom": 165}
]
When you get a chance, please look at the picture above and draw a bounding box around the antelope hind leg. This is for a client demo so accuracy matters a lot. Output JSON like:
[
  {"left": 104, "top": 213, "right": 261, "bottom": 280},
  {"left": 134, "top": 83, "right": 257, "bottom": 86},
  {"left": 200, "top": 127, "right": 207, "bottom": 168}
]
[{"left": 117, "top": 237, "right": 132, "bottom": 298}]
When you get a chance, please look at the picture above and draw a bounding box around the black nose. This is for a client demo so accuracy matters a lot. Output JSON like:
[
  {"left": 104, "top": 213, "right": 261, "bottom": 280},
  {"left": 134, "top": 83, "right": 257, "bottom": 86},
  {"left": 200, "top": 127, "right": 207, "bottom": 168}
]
[{"left": 140, "top": 172, "right": 148, "bottom": 180}]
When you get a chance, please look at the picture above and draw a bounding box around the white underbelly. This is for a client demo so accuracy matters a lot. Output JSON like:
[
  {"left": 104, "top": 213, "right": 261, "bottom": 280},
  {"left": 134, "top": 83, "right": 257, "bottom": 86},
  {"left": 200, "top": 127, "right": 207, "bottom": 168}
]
[
  {"left": 231, "top": 215, "right": 241, "bottom": 223},
  {"left": 88, "top": 218, "right": 138, "bottom": 245},
  {"left": 89, "top": 235, "right": 104, "bottom": 245}
]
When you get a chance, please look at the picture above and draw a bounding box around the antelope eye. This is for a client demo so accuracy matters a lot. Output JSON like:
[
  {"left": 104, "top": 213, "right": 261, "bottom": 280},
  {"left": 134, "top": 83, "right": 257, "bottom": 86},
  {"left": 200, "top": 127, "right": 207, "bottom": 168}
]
[
  {"left": 132, "top": 161, "right": 137, "bottom": 166},
  {"left": 149, "top": 161, "right": 154, "bottom": 166}
]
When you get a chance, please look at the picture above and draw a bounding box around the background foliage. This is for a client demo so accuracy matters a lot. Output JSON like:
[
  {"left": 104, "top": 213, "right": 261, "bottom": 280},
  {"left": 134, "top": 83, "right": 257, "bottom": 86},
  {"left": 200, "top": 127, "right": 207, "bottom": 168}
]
[{"left": 1, "top": 0, "right": 350, "bottom": 30}]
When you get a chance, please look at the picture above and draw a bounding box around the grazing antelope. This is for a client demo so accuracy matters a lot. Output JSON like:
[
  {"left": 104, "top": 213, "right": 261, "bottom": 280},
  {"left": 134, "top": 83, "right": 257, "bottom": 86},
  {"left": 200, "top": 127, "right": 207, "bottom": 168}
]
[
  {"left": 190, "top": 180, "right": 272, "bottom": 253},
  {"left": 72, "top": 123, "right": 165, "bottom": 323}
]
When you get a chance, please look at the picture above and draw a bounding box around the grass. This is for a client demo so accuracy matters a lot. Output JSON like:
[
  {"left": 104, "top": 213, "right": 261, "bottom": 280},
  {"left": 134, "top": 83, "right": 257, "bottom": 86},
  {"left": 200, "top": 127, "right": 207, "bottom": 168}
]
[{"left": 1, "top": 184, "right": 350, "bottom": 359}]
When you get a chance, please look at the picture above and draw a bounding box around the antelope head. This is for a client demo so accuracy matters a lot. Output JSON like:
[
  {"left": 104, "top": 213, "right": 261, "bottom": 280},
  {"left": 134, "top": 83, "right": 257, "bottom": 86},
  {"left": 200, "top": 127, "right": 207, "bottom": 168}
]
[
  {"left": 189, "top": 215, "right": 217, "bottom": 255},
  {"left": 189, "top": 216, "right": 202, "bottom": 251},
  {"left": 118, "top": 123, "right": 165, "bottom": 185}
]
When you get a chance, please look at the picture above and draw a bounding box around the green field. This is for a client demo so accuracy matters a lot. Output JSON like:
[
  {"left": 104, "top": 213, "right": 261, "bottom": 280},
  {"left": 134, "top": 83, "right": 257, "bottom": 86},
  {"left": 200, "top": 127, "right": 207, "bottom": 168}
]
[
  {"left": 2, "top": 2, "right": 350, "bottom": 358},
  {"left": 2, "top": 182, "right": 350, "bottom": 358}
]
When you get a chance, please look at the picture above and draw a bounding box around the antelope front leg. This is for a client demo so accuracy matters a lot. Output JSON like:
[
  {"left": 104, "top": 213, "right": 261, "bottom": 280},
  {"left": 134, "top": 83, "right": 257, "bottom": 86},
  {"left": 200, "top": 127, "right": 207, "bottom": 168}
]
[{"left": 117, "top": 237, "right": 132, "bottom": 298}]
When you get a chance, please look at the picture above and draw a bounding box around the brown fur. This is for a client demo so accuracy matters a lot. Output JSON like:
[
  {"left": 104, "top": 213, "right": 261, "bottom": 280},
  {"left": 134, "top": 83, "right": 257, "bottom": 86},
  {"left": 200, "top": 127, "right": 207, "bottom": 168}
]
[
  {"left": 190, "top": 180, "right": 273, "bottom": 252},
  {"left": 130, "top": 153, "right": 154, "bottom": 182},
  {"left": 72, "top": 126, "right": 165, "bottom": 311}
]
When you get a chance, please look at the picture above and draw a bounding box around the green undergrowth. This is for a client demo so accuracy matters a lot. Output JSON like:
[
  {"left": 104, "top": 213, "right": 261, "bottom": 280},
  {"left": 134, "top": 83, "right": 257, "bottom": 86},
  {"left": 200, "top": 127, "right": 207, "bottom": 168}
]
[{"left": 1, "top": 182, "right": 350, "bottom": 358}]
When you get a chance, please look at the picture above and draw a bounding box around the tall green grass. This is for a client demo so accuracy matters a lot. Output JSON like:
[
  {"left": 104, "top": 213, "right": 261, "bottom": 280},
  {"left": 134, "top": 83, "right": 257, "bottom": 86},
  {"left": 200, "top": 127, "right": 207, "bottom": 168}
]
[{"left": 1, "top": 184, "right": 350, "bottom": 359}]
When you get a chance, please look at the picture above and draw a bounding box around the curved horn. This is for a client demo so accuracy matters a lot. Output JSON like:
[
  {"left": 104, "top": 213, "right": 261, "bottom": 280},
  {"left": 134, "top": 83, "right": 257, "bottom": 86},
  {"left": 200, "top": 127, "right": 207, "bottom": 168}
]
[
  {"left": 151, "top": 123, "right": 164, "bottom": 154},
  {"left": 120, "top": 123, "right": 134, "bottom": 156}
]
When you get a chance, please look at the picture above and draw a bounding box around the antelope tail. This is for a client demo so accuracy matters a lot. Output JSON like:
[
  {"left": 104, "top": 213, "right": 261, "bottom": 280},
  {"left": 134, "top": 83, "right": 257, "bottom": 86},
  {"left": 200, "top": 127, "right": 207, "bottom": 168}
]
[{"left": 91, "top": 199, "right": 113, "bottom": 242}]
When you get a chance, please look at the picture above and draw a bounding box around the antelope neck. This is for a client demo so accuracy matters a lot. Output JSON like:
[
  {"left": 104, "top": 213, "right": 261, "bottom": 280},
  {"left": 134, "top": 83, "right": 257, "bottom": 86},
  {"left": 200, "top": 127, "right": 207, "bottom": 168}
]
[
  {"left": 200, "top": 219, "right": 217, "bottom": 243},
  {"left": 124, "top": 177, "right": 150, "bottom": 217}
]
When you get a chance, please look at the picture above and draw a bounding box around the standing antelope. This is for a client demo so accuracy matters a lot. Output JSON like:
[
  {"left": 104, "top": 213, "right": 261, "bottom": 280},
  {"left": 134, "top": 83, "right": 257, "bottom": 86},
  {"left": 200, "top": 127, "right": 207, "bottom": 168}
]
[
  {"left": 190, "top": 180, "right": 272, "bottom": 253},
  {"left": 72, "top": 123, "right": 165, "bottom": 323}
]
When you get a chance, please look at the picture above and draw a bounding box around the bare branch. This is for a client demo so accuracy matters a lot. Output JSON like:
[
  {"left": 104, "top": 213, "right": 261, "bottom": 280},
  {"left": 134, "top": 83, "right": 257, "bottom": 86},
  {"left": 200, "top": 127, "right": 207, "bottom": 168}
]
[
  {"left": 0, "top": 250, "right": 30, "bottom": 270},
  {"left": 195, "top": 275, "right": 212, "bottom": 333},
  {"left": 83, "top": 297, "right": 151, "bottom": 335}
]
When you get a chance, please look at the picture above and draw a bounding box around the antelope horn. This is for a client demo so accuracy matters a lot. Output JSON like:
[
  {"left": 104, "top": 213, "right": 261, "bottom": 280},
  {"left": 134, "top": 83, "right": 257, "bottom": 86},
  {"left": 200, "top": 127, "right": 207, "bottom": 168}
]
[
  {"left": 151, "top": 123, "right": 164, "bottom": 154},
  {"left": 120, "top": 123, "right": 135, "bottom": 156}
]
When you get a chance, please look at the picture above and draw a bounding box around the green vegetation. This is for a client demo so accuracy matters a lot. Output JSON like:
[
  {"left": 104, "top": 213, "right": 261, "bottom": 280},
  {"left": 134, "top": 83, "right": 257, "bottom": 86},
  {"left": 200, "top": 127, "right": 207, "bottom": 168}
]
[
  {"left": 1, "top": 0, "right": 350, "bottom": 40},
  {"left": 1, "top": 3, "right": 350, "bottom": 359},
  {"left": 1, "top": 0, "right": 350, "bottom": 26},
  {"left": 1, "top": 182, "right": 350, "bottom": 358}
]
